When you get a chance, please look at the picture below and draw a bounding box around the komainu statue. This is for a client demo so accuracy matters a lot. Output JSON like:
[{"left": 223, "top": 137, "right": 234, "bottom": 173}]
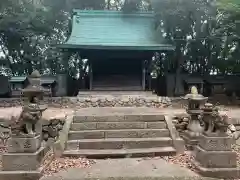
[
  {"left": 202, "top": 103, "right": 232, "bottom": 135},
  {"left": 212, "top": 107, "right": 230, "bottom": 133},
  {"left": 10, "top": 70, "right": 47, "bottom": 137},
  {"left": 10, "top": 102, "right": 47, "bottom": 136}
]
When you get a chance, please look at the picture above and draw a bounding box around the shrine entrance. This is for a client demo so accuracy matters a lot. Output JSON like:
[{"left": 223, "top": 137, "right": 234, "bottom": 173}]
[
  {"left": 91, "top": 57, "right": 142, "bottom": 91},
  {"left": 57, "top": 10, "right": 174, "bottom": 91}
]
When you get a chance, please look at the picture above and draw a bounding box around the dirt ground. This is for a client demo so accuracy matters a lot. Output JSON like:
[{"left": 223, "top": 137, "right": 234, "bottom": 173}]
[
  {"left": 0, "top": 106, "right": 239, "bottom": 123},
  {"left": 0, "top": 107, "right": 74, "bottom": 121}
]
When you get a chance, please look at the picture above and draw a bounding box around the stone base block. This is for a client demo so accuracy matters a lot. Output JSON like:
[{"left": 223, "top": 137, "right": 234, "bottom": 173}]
[
  {"left": 180, "top": 132, "right": 198, "bottom": 150},
  {"left": 35, "top": 120, "right": 43, "bottom": 136},
  {"left": 195, "top": 146, "right": 237, "bottom": 168},
  {"left": 199, "top": 133, "right": 233, "bottom": 151},
  {"left": 0, "top": 170, "right": 41, "bottom": 180},
  {"left": 7, "top": 135, "right": 41, "bottom": 153},
  {"left": 192, "top": 160, "right": 240, "bottom": 179},
  {"left": 173, "top": 138, "right": 185, "bottom": 154},
  {"left": 2, "top": 147, "right": 45, "bottom": 171}
]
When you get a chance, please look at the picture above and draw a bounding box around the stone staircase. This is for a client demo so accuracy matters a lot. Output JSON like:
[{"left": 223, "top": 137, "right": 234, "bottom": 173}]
[
  {"left": 63, "top": 107, "right": 183, "bottom": 158},
  {"left": 92, "top": 75, "right": 142, "bottom": 91}
]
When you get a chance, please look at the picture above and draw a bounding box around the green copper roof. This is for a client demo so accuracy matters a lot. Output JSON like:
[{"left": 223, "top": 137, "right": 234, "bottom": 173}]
[{"left": 58, "top": 10, "right": 174, "bottom": 51}]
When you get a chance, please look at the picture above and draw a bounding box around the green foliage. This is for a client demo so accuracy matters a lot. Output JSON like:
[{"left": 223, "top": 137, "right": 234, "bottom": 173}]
[
  {"left": 151, "top": 0, "right": 240, "bottom": 75},
  {"left": 0, "top": 0, "right": 239, "bottom": 78},
  {"left": 0, "top": 0, "right": 68, "bottom": 75},
  {"left": 217, "top": 0, "right": 240, "bottom": 12}
]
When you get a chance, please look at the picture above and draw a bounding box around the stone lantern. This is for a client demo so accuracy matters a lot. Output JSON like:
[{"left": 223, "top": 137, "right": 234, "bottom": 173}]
[
  {"left": 0, "top": 70, "right": 47, "bottom": 180},
  {"left": 181, "top": 86, "right": 208, "bottom": 149}
]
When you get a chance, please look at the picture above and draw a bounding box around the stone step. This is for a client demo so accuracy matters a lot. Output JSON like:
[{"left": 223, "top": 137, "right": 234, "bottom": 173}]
[
  {"left": 92, "top": 87, "right": 143, "bottom": 91},
  {"left": 70, "top": 121, "right": 167, "bottom": 131},
  {"left": 68, "top": 129, "right": 170, "bottom": 140},
  {"left": 73, "top": 114, "right": 165, "bottom": 123},
  {"left": 66, "top": 137, "right": 173, "bottom": 150},
  {"left": 63, "top": 147, "right": 176, "bottom": 158},
  {"left": 78, "top": 91, "right": 154, "bottom": 96}
]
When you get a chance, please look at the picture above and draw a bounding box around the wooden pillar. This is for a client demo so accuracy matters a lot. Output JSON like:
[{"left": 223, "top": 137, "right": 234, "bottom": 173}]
[
  {"left": 89, "top": 60, "right": 93, "bottom": 90},
  {"left": 163, "top": 51, "right": 169, "bottom": 76},
  {"left": 142, "top": 60, "right": 146, "bottom": 91}
]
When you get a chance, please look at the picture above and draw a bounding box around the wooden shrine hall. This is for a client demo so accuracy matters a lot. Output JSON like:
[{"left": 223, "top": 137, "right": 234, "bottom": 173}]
[{"left": 58, "top": 10, "right": 174, "bottom": 91}]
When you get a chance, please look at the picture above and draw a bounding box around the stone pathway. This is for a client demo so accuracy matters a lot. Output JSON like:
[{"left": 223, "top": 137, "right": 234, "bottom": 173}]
[{"left": 41, "top": 158, "right": 218, "bottom": 180}]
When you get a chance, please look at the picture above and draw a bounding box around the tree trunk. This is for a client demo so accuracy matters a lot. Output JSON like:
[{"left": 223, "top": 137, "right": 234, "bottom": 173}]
[
  {"left": 26, "top": 58, "right": 33, "bottom": 75},
  {"left": 107, "top": 0, "right": 111, "bottom": 9},
  {"left": 174, "top": 41, "right": 185, "bottom": 96}
]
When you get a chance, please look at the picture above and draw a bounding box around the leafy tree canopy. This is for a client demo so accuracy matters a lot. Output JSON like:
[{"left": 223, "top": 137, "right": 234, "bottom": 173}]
[{"left": 0, "top": 0, "right": 239, "bottom": 78}]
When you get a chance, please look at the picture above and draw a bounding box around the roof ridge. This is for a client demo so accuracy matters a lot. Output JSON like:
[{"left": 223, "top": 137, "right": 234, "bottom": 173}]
[{"left": 72, "top": 9, "right": 154, "bottom": 17}]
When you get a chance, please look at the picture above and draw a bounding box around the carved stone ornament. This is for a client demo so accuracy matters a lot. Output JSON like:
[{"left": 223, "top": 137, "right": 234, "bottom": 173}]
[{"left": 202, "top": 103, "right": 230, "bottom": 136}]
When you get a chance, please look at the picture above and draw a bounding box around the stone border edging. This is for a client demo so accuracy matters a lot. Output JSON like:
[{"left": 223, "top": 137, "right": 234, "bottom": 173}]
[
  {"left": 42, "top": 173, "right": 222, "bottom": 180},
  {"left": 0, "top": 96, "right": 172, "bottom": 108},
  {"left": 53, "top": 115, "right": 73, "bottom": 157},
  {"left": 164, "top": 115, "right": 185, "bottom": 154}
]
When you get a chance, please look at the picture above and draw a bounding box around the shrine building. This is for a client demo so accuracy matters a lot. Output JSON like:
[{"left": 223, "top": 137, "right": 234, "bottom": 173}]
[{"left": 57, "top": 10, "right": 174, "bottom": 91}]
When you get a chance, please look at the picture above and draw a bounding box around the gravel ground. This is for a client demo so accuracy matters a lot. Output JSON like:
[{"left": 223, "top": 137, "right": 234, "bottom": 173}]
[
  {"left": 0, "top": 146, "right": 95, "bottom": 176},
  {"left": 161, "top": 151, "right": 195, "bottom": 170},
  {"left": 161, "top": 145, "right": 240, "bottom": 169},
  {"left": 42, "top": 157, "right": 96, "bottom": 177},
  {"left": 161, "top": 145, "right": 240, "bottom": 180},
  {"left": 0, "top": 146, "right": 7, "bottom": 169},
  {"left": 232, "top": 144, "right": 240, "bottom": 167},
  {"left": 41, "top": 145, "right": 240, "bottom": 178},
  {"left": 0, "top": 145, "right": 240, "bottom": 178}
]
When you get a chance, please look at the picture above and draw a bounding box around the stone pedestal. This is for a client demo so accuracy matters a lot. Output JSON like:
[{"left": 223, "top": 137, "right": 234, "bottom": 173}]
[
  {"left": 7, "top": 135, "right": 41, "bottom": 153},
  {"left": 192, "top": 133, "right": 240, "bottom": 179},
  {"left": 2, "top": 147, "right": 45, "bottom": 171},
  {"left": 0, "top": 135, "right": 45, "bottom": 180}
]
